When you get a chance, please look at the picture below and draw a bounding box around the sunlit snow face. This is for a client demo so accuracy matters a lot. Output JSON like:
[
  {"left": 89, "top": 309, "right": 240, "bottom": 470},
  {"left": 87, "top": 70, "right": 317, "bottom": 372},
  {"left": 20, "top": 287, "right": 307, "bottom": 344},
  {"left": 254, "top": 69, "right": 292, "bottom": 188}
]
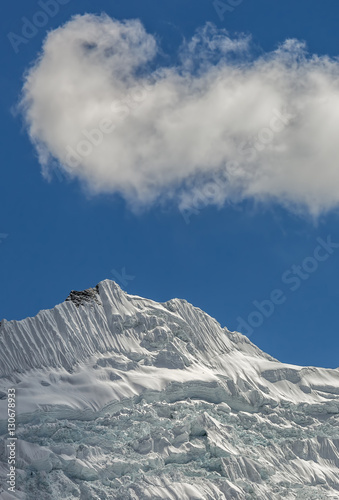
[{"left": 1, "top": 279, "right": 339, "bottom": 498}]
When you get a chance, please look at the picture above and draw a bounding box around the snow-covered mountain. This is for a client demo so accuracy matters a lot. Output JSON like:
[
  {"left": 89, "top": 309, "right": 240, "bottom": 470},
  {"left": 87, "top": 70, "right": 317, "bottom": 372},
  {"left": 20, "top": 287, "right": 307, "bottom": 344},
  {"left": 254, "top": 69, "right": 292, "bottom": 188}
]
[{"left": 1, "top": 279, "right": 339, "bottom": 499}]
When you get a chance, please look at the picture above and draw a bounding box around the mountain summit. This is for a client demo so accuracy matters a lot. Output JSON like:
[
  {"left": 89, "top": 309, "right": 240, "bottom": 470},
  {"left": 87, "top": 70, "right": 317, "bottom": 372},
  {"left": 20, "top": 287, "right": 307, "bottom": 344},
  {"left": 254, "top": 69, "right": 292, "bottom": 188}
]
[{"left": 1, "top": 280, "right": 339, "bottom": 499}]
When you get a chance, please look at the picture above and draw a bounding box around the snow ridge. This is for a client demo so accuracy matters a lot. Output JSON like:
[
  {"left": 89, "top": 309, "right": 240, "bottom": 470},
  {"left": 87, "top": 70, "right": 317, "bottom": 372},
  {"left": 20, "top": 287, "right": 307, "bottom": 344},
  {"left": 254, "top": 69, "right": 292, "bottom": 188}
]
[{"left": 0, "top": 280, "right": 339, "bottom": 499}]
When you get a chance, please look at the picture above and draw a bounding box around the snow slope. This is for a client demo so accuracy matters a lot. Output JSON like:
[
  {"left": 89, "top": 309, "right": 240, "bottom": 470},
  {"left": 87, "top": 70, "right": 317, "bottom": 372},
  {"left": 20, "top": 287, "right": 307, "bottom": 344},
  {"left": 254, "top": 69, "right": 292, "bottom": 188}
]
[{"left": 1, "top": 279, "right": 339, "bottom": 499}]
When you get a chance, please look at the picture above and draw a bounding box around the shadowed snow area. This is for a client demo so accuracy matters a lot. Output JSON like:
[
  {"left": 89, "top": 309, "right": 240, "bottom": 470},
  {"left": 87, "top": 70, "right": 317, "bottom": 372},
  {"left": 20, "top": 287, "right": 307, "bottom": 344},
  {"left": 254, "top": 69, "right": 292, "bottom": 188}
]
[{"left": 1, "top": 280, "right": 339, "bottom": 499}]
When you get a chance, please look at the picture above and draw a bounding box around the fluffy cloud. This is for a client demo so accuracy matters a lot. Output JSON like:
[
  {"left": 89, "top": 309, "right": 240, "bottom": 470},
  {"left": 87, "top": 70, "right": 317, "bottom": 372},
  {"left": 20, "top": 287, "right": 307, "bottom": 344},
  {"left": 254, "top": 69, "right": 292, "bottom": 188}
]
[{"left": 19, "top": 14, "right": 339, "bottom": 215}]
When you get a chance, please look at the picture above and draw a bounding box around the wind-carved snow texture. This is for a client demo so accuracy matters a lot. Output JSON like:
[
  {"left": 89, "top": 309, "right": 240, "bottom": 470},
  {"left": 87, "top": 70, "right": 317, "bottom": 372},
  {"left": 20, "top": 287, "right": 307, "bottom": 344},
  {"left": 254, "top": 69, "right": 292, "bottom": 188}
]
[{"left": 1, "top": 280, "right": 339, "bottom": 499}]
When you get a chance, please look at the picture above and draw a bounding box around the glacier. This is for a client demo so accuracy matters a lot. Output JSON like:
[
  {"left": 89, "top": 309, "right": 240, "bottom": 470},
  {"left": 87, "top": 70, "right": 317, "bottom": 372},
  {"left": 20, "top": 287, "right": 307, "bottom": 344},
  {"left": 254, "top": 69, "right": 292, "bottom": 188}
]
[{"left": 0, "top": 279, "right": 339, "bottom": 499}]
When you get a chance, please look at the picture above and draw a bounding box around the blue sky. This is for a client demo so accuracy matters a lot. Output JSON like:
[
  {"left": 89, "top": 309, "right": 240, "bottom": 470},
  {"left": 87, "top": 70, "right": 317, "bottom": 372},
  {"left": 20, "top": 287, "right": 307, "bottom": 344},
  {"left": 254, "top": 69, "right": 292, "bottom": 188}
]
[{"left": 1, "top": 0, "right": 339, "bottom": 369}]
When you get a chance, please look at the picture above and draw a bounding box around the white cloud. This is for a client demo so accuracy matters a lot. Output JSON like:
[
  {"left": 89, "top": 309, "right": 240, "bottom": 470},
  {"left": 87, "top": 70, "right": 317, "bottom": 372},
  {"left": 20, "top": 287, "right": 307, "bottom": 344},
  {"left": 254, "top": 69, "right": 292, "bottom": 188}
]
[{"left": 19, "top": 13, "right": 339, "bottom": 215}]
